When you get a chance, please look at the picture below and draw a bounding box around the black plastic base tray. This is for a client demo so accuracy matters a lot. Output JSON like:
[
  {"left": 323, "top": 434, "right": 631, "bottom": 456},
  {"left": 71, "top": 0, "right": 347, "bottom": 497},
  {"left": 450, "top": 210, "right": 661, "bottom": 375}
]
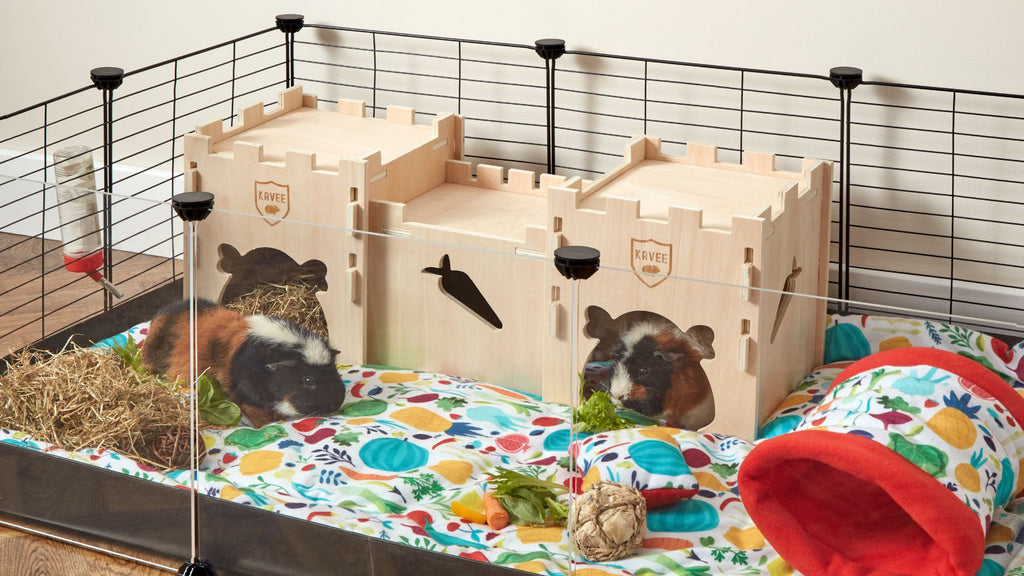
[
  {"left": 0, "top": 282, "right": 527, "bottom": 576},
  {"left": 0, "top": 441, "right": 527, "bottom": 575}
]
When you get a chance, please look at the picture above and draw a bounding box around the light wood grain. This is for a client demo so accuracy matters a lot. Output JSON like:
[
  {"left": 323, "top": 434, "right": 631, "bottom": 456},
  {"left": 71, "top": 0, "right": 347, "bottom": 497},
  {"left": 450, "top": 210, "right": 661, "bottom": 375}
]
[
  {"left": 0, "top": 233, "right": 178, "bottom": 355},
  {"left": 546, "top": 137, "right": 832, "bottom": 439},
  {"left": 184, "top": 86, "right": 462, "bottom": 364},
  {"left": 0, "top": 516, "right": 177, "bottom": 576}
]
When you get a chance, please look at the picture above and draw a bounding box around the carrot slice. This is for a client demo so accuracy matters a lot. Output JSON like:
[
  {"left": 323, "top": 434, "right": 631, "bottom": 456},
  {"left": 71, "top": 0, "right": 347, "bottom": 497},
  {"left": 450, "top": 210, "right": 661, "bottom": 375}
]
[{"left": 482, "top": 491, "right": 509, "bottom": 530}]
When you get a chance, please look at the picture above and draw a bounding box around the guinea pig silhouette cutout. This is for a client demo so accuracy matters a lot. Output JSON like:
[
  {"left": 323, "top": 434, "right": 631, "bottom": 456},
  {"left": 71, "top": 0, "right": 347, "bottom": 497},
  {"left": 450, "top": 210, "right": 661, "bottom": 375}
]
[
  {"left": 583, "top": 305, "right": 716, "bottom": 430},
  {"left": 216, "top": 244, "right": 330, "bottom": 335}
]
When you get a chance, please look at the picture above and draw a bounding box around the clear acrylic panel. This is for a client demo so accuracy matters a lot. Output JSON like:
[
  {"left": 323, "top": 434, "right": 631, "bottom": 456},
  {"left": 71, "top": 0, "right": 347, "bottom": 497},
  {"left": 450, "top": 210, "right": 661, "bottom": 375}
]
[
  {"left": 187, "top": 183, "right": 581, "bottom": 574},
  {"left": 0, "top": 171, "right": 190, "bottom": 572},
  {"left": 568, "top": 252, "right": 1024, "bottom": 576}
]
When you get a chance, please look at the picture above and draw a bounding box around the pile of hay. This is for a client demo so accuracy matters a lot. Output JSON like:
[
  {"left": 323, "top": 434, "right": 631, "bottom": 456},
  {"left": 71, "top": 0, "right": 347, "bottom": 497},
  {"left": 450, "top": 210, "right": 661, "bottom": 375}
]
[
  {"left": 223, "top": 279, "right": 328, "bottom": 339},
  {"left": 0, "top": 344, "right": 195, "bottom": 470}
]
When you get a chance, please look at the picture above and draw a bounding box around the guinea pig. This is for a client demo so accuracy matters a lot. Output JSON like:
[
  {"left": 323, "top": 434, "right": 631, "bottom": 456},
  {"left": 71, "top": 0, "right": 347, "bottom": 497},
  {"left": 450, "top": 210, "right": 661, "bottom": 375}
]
[
  {"left": 585, "top": 306, "right": 716, "bottom": 430},
  {"left": 141, "top": 298, "right": 346, "bottom": 427}
]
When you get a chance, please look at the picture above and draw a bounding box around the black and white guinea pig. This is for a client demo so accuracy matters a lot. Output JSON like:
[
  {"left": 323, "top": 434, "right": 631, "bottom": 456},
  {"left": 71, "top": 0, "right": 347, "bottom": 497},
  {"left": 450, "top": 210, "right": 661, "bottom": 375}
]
[
  {"left": 585, "top": 306, "right": 716, "bottom": 430},
  {"left": 140, "top": 298, "right": 346, "bottom": 427}
]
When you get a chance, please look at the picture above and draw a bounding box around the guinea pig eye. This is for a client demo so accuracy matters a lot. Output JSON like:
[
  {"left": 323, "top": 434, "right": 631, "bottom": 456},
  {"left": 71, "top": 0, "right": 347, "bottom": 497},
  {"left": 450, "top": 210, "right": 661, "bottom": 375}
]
[
  {"left": 637, "top": 367, "right": 648, "bottom": 377},
  {"left": 303, "top": 377, "right": 315, "bottom": 388}
]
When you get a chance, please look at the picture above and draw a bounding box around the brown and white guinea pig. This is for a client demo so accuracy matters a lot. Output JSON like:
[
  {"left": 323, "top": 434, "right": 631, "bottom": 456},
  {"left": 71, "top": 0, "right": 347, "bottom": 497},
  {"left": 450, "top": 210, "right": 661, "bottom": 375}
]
[
  {"left": 141, "top": 298, "right": 346, "bottom": 427},
  {"left": 585, "top": 306, "right": 716, "bottom": 430}
]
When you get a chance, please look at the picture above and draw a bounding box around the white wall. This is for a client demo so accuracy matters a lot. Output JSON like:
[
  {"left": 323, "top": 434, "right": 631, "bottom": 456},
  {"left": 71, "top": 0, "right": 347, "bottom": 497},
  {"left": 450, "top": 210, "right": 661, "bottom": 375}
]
[
  {"left": 2, "top": 0, "right": 1022, "bottom": 116},
  {"left": 2, "top": 1, "right": 1022, "bottom": 332}
]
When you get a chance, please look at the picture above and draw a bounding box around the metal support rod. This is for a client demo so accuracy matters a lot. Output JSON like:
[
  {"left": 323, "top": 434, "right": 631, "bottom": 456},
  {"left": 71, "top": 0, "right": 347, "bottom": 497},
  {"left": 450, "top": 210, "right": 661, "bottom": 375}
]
[
  {"left": 276, "top": 14, "right": 305, "bottom": 88},
  {"left": 949, "top": 92, "right": 957, "bottom": 320},
  {"left": 41, "top": 103, "right": 48, "bottom": 339},
  {"left": 535, "top": 39, "right": 565, "bottom": 175},
  {"left": 829, "top": 66, "right": 862, "bottom": 310},
  {"left": 170, "top": 191, "right": 215, "bottom": 576},
  {"left": 90, "top": 66, "right": 124, "bottom": 312},
  {"left": 552, "top": 245, "right": 599, "bottom": 576}
]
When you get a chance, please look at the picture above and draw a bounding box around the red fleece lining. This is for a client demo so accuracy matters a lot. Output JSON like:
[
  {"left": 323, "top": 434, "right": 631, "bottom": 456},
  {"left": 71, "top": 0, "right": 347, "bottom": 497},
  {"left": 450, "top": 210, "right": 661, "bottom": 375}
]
[{"left": 739, "top": 430, "right": 985, "bottom": 576}]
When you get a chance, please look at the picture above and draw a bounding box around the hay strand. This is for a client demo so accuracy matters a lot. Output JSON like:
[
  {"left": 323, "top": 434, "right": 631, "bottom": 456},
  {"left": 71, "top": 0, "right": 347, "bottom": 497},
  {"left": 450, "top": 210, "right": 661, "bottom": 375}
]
[
  {"left": 0, "top": 343, "right": 194, "bottom": 470},
  {"left": 223, "top": 278, "right": 328, "bottom": 339}
]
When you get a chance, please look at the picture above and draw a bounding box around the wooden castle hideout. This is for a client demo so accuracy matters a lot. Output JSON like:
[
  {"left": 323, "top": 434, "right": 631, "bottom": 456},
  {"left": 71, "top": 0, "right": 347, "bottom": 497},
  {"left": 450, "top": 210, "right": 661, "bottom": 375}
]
[{"left": 183, "top": 86, "right": 832, "bottom": 440}]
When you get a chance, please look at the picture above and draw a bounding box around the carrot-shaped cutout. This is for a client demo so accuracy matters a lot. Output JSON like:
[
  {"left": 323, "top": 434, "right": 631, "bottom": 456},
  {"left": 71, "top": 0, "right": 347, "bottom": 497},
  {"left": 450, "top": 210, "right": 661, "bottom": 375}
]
[{"left": 482, "top": 491, "right": 509, "bottom": 530}]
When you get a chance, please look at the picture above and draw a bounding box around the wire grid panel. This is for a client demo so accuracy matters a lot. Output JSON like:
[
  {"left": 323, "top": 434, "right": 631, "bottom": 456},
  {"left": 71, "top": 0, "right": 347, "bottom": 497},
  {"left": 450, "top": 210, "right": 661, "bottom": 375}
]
[
  {"left": 0, "top": 90, "right": 109, "bottom": 350},
  {"left": 296, "top": 27, "right": 548, "bottom": 176},
  {"left": 105, "top": 30, "right": 288, "bottom": 264},
  {"left": 551, "top": 54, "right": 846, "bottom": 301},
  {"left": 952, "top": 92, "right": 1024, "bottom": 319},
  {"left": 551, "top": 57, "right": 841, "bottom": 174},
  {"left": 0, "top": 29, "right": 289, "bottom": 352},
  {"left": 847, "top": 83, "right": 1024, "bottom": 332}
]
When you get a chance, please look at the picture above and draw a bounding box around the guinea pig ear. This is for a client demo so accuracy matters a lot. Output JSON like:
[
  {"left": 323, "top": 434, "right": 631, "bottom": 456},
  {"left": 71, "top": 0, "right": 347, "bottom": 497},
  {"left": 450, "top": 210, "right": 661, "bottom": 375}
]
[
  {"left": 684, "top": 325, "right": 716, "bottom": 360},
  {"left": 265, "top": 359, "right": 298, "bottom": 372},
  {"left": 217, "top": 243, "right": 241, "bottom": 273},
  {"left": 584, "top": 305, "right": 615, "bottom": 340}
]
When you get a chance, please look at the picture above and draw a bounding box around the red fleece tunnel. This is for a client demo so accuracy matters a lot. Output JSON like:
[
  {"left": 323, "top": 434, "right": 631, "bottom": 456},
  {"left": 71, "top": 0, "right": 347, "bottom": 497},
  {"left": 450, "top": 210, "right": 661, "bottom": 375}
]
[{"left": 739, "top": 348, "right": 1024, "bottom": 576}]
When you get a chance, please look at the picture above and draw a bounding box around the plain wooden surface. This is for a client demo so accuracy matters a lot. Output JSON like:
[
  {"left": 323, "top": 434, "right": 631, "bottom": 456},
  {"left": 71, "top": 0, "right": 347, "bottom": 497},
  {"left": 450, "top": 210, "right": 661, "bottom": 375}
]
[
  {"left": 0, "top": 518, "right": 177, "bottom": 575},
  {"left": 578, "top": 158, "right": 794, "bottom": 230},
  {"left": 0, "top": 233, "right": 179, "bottom": 356},
  {"left": 207, "top": 88, "right": 434, "bottom": 169}
]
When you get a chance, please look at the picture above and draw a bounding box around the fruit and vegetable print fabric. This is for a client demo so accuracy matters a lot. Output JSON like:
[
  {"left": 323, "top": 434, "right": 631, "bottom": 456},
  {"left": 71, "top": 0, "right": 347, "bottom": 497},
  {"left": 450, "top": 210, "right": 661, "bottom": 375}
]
[
  {"left": 195, "top": 366, "right": 775, "bottom": 575},
  {"left": 4, "top": 314, "right": 1024, "bottom": 575}
]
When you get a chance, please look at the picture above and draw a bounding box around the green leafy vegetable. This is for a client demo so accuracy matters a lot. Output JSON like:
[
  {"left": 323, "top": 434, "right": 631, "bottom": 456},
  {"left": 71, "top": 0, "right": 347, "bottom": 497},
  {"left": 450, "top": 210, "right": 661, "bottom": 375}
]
[
  {"left": 108, "top": 335, "right": 154, "bottom": 378},
  {"left": 573, "top": 390, "right": 635, "bottom": 433},
  {"left": 877, "top": 395, "right": 921, "bottom": 415},
  {"left": 197, "top": 374, "right": 242, "bottom": 426},
  {"left": 109, "top": 335, "right": 241, "bottom": 427},
  {"left": 489, "top": 467, "right": 568, "bottom": 526}
]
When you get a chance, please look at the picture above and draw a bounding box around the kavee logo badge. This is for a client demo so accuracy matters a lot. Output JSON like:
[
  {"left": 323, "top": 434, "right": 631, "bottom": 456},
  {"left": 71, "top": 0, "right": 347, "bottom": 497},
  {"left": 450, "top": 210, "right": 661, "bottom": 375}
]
[
  {"left": 631, "top": 238, "right": 672, "bottom": 288},
  {"left": 254, "top": 180, "right": 290, "bottom": 226}
]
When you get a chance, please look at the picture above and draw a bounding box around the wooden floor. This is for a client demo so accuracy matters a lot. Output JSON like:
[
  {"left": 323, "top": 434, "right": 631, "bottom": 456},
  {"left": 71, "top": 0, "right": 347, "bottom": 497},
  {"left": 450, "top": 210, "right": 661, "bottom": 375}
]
[
  {"left": 0, "top": 232, "right": 183, "bottom": 574},
  {"left": 0, "top": 232, "right": 180, "bottom": 355},
  {"left": 0, "top": 516, "right": 179, "bottom": 575}
]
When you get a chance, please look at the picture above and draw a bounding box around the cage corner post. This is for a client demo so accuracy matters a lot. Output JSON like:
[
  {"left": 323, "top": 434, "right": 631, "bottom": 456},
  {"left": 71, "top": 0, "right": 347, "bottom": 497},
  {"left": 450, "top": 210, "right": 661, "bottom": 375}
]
[
  {"left": 535, "top": 38, "right": 566, "bottom": 175},
  {"left": 552, "top": 244, "right": 600, "bottom": 576},
  {"left": 90, "top": 66, "right": 125, "bottom": 311},
  {"left": 276, "top": 13, "right": 305, "bottom": 88},
  {"left": 828, "top": 66, "right": 862, "bottom": 312},
  {"left": 170, "top": 191, "right": 216, "bottom": 576}
]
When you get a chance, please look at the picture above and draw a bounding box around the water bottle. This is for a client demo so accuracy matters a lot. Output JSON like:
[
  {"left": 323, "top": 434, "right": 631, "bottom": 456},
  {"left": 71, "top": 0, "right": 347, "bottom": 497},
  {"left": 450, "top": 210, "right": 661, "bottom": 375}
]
[{"left": 53, "top": 145, "right": 122, "bottom": 297}]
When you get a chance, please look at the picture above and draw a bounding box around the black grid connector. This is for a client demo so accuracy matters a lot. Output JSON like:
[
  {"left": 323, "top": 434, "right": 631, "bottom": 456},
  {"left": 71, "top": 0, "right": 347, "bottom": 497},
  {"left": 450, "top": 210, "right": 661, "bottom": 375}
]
[
  {"left": 90, "top": 67, "right": 124, "bottom": 91},
  {"left": 177, "top": 559, "right": 215, "bottom": 576},
  {"left": 554, "top": 246, "right": 600, "bottom": 281},
  {"left": 534, "top": 38, "right": 566, "bottom": 61},
  {"left": 829, "top": 66, "right": 863, "bottom": 90},
  {"left": 171, "top": 192, "right": 215, "bottom": 222},
  {"left": 276, "top": 13, "right": 304, "bottom": 34}
]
